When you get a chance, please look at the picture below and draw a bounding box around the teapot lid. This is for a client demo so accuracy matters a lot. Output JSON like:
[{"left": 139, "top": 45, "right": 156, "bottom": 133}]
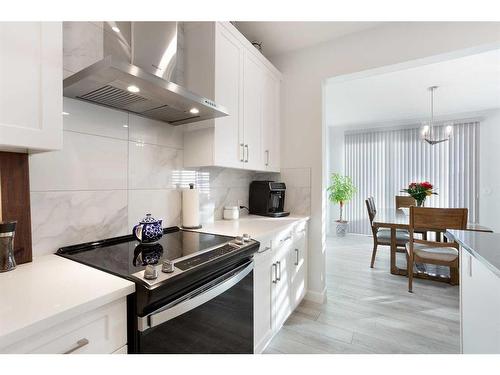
[{"left": 140, "top": 213, "right": 158, "bottom": 223}]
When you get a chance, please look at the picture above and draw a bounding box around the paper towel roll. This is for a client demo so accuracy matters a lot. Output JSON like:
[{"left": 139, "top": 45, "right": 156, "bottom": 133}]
[{"left": 182, "top": 183, "right": 201, "bottom": 228}]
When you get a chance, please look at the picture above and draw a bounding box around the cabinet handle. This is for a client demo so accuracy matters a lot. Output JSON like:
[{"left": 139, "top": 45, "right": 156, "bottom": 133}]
[
  {"left": 258, "top": 246, "right": 271, "bottom": 254},
  {"left": 63, "top": 338, "right": 89, "bottom": 354},
  {"left": 272, "top": 263, "right": 277, "bottom": 283},
  {"left": 239, "top": 143, "right": 245, "bottom": 162},
  {"left": 295, "top": 248, "right": 299, "bottom": 266},
  {"left": 468, "top": 254, "right": 472, "bottom": 277},
  {"left": 245, "top": 144, "right": 249, "bottom": 163},
  {"left": 280, "top": 235, "right": 292, "bottom": 244},
  {"left": 277, "top": 261, "right": 281, "bottom": 281},
  {"left": 265, "top": 150, "right": 269, "bottom": 166}
]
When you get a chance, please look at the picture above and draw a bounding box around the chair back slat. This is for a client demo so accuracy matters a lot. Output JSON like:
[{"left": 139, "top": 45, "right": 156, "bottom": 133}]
[
  {"left": 365, "top": 199, "right": 375, "bottom": 222},
  {"left": 395, "top": 195, "right": 416, "bottom": 209},
  {"left": 409, "top": 207, "right": 468, "bottom": 232},
  {"left": 365, "top": 198, "right": 377, "bottom": 236},
  {"left": 368, "top": 196, "right": 376, "bottom": 214}
]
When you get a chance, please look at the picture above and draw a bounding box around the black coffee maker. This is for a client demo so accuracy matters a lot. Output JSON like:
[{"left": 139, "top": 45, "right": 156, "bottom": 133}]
[{"left": 249, "top": 181, "right": 290, "bottom": 217}]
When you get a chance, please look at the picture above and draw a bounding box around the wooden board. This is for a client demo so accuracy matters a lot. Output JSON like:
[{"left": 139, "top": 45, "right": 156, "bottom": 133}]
[{"left": 0, "top": 151, "right": 32, "bottom": 264}]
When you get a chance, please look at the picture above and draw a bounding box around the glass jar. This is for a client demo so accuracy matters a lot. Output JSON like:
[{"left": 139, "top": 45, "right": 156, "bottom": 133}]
[
  {"left": 0, "top": 221, "right": 17, "bottom": 272},
  {"left": 223, "top": 206, "right": 240, "bottom": 221}
]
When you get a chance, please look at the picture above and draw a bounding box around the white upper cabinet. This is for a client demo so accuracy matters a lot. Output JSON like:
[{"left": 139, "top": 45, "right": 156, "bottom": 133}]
[
  {"left": 262, "top": 69, "right": 280, "bottom": 172},
  {"left": 242, "top": 51, "right": 263, "bottom": 170},
  {"left": 213, "top": 23, "right": 245, "bottom": 169},
  {"left": 183, "top": 22, "right": 281, "bottom": 172},
  {"left": 0, "top": 22, "right": 62, "bottom": 152}
]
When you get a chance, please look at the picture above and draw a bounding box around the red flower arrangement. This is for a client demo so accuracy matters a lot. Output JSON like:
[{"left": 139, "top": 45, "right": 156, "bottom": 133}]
[{"left": 401, "top": 181, "right": 437, "bottom": 206}]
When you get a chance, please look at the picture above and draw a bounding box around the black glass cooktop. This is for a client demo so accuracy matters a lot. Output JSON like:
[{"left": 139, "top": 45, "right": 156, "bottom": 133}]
[{"left": 57, "top": 228, "right": 234, "bottom": 280}]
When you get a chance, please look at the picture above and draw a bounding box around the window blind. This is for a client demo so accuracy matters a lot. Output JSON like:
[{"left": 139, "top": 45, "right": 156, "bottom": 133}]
[{"left": 344, "top": 122, "right": 479, "bottom": 234}]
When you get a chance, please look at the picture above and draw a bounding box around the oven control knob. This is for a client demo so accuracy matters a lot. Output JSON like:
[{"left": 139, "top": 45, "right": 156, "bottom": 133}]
[
  {"left": 144, "top": 265, "right": 158, "bottom": 280},
  {"left": 235, "top": 236, "right": 244, "bottom": 245},
  {"left": 162, "top": 260, "right": 175, "bottom": 273},
  {"left": 242, "top": 233, "right": 251, "bottom": 242}
]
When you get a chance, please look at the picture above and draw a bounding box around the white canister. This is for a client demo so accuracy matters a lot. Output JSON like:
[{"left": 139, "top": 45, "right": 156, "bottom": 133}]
[{"left": 223, "top": 206, "right": 240, "bottom": 220}]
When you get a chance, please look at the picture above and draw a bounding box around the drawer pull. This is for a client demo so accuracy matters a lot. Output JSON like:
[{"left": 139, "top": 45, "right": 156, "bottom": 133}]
[
  {"left": 64, "top": 338, "right": 89, "bottom": 354},
  {"left": 272, "top": 263, "right": 277, "bottom": 284},
  {"left": 468, "top": 254, "right": 472, "bottom": 277},
  {"left": 280, "top": 235, "right": 292, "bottom": 244},
  {"left": 258, "top": 246, "right": 271, "bottom": 254},
  {"left": 295, "top": 248, "right": 299, "bottom": 265}
]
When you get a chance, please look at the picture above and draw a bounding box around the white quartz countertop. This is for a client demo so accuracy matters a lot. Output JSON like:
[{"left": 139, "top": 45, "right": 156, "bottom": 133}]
[
  {"left": 192, "top": 214, "right": 310, "bottom": 239},
  {"left": 0, "top": 254, "right": 135, "bottom": 349}
]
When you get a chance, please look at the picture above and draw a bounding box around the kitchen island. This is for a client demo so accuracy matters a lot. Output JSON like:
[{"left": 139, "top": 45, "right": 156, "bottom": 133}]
[{"left": 446, "top": 230, "right": 500, "bottom": 354}]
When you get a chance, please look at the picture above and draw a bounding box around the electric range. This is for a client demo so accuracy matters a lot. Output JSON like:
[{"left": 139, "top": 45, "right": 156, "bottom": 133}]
[{"left": 57, "top": 226, "right": 260, "bottom": 354}]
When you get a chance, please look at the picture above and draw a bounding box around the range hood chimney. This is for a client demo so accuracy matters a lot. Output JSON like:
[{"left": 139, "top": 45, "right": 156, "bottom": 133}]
[{"left": 63, "top": 22, "right": 228, "bottom": 125}]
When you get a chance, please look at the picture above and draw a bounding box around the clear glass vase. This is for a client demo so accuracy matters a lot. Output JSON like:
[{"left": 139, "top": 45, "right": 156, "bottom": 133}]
[{"left": 0, "top": 221, "right": 17, "bottom": 272}]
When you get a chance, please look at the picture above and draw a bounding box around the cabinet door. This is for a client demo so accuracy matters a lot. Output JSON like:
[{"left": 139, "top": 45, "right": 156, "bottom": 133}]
[
  {"left": 242, "top": 51, "right": 263, "bottom": 170},
  {"left": 272, "top": 242, "right": 293, "bottom": 330},
  {"left": 461, "top": 249, "right": 500, "bottom": 353},
  {"left": 262, "top": 70, "right": 280, "bottom": 172},
  {"left": 253, "top": 240, "right": 274, "bottom": 353},
  {"left": 289, "top": 231, "right": 307, "bottom": 309},
  {"left": 213, "top": 24, "right": 245, "bottom": 168},
  {"left": 0, "top": 22, "right": 62, "bottom": 152}
]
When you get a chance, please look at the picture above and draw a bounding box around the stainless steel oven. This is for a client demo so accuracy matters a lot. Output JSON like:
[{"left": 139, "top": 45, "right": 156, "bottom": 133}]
[{"left": 134, "top": 260, "right": 254, "bottom": 354}]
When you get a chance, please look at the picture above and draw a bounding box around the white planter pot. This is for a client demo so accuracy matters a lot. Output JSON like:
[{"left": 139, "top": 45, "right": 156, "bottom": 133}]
[{"left": 336, "top": 221, "right": 348, "bottom": 237}]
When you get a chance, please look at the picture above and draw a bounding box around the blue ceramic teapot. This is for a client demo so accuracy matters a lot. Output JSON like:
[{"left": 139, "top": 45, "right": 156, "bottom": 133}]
[{"left": 133, "top": 214, "right": 163, "bottom": 243}]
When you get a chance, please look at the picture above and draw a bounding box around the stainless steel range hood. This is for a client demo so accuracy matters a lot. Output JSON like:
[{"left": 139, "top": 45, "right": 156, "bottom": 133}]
[{"left": 63, "top": 22, "right": 228, "bottom": 125}]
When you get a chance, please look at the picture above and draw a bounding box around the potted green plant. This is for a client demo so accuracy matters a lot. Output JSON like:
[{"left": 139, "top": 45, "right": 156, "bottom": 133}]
[{"left": 327, "top": 173, "right": 357, "bottom": 237}]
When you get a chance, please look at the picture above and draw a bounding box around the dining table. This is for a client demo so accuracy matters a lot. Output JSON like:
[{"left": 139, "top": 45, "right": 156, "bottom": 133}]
[{"left": 372, "top": 208, "right": 493, "bottom": 276}]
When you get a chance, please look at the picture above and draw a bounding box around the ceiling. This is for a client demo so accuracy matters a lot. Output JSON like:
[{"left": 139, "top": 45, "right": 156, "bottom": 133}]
[
  {"left": 325, "top": 48, "right": 500, "bottom": 127},
  {"left": 233, "top": 22, "right": 382, "bottom": 58}
]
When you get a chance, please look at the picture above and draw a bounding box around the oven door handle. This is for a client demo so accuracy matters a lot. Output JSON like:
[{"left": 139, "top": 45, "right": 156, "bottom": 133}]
[{"left": 137, "top": 261, "right": 253, "bottom": 332}]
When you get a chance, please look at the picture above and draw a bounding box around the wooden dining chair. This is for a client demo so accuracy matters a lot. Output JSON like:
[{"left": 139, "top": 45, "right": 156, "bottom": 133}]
[
  {"left": 366, "top": 197, "right": 409, "bottom": 268},
  {"left": 395, "top": 195, "right": 416, "bottom": 209},
  {"left": 407, "top": 207, "right": 468, "bottom": 292},
  {"left": 395, "top": 195, "right": 428, "bottom": 240}
]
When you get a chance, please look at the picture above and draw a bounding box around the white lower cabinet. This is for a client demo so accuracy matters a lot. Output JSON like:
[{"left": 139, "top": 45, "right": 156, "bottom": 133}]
[
  {"left": 272, "top": 234, "right": 294, "bottom": 331},
  {"left": 2, "top": 298, "right": 127, "bottom": 354},
  {"left": 460, "top": 248, "right": 500, "bottom": 353},
  {"left": 289, "top": 229, "right": 308, "bottom": 308},
  {"left": 253, "top": 237, "right": 274, "bottom": 353},
  {"left": 253, "top": 220, "right": 308, "bottom": 353}
]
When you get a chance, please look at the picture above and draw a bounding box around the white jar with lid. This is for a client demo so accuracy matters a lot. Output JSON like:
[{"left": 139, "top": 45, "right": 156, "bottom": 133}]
[{"left": 223, "top": 206, "right": 240, "bottom": 220}]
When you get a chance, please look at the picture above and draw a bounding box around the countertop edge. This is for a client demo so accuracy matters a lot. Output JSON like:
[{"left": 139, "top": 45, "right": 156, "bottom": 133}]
[
  {"left": 193, "top": 215, "right": 310, "bottom": 239},
  {"left": 446, "top": 230, "right": 500, "bottom": 278}
]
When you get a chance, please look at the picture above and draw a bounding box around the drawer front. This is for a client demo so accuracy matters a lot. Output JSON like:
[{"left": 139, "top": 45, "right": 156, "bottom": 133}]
[
  {"left": 294, "top": 220, "right": 307, "bottom": 239},
  {"left": 3, "top": 298, "right": 127, "bottom": 354},
  {"left": 274, "top": 226, "right": 294, "bottom": 249}
]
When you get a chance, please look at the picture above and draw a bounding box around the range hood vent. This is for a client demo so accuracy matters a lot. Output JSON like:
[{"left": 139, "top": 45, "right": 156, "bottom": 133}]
[{"left": 63, "top": 22, "right": 228, "bottom": 125}]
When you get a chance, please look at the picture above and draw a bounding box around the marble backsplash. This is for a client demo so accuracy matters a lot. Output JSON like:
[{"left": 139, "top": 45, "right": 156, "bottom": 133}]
[{"left": 29, "top": 98, "right": 277, "bottom": 257}]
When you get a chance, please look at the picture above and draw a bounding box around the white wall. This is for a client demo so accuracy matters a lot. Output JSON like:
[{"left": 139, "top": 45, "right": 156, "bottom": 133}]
[
  {"left": 270, "top": 22, "right": 500, "bottom": 303},
  {"left": 480, "top": 109, "right": 500, "bottom": 232}
]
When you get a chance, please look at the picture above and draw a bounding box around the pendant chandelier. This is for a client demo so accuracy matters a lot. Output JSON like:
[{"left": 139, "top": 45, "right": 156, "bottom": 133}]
[{"left": 421, "top": 86, "right": 453, "bottom": 145}]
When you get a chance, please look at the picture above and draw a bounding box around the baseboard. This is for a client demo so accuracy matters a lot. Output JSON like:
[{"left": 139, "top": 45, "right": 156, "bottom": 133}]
[{"left": 304, "top": 287, "right": 327, "bottom": 304}]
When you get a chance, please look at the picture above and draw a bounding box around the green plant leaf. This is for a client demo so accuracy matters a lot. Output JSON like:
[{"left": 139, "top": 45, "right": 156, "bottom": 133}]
[{"left": 326, "top": 173, "right": 357, "bottom": 205}]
